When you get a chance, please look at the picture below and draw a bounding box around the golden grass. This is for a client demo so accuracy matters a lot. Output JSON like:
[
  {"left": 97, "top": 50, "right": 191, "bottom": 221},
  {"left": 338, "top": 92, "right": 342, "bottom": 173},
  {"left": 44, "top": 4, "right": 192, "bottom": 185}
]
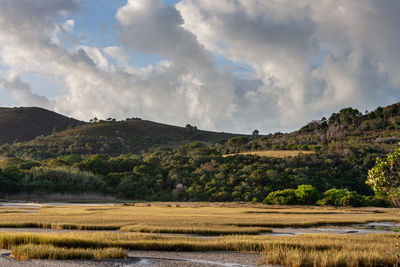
[
  {"left": 0, "top": 231, "right": 394, "bottom": 251},
  {"left": 0, "top": 222, "right": 120, "bottom": 230},
  {"left": 262, "top": 234, "right": 400, "bottom": 266},
  {"left": 0, "top": 231, "right": 397, "bottom": 266},
  {"left": 223, "top": 150, "right": 315, "bottom": 158},
  {"left": 11, "top": 244, "right": 127, "bottom": 260},
  {"left": 263, "top": 247, "right": 396, "bottom": 267},
  {"left": 0, "top": 204, "right": 398, "bottom": 232},
  {"left": 0, "top": 204, "right": 398, "bottom": 266},
  {"left": 119, "top": 225, "right": 270, "bottom": 235}
]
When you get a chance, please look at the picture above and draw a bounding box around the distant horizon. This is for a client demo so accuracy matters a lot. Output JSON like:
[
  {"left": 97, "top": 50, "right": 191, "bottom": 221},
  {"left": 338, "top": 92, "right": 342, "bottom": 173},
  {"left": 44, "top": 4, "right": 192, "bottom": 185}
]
[{"left": 0, "top": 0, "right": 399, "bottom": 134}]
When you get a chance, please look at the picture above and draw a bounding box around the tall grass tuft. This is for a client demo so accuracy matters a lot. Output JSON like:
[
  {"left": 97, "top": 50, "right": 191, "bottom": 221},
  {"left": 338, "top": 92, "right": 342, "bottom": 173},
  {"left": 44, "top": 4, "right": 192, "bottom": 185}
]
[
  {"left": 263, "top": 247, "right": 397, "bottom": 267},
  {"left": 11, "top": 244, "right": 127, "bottom": 261}
]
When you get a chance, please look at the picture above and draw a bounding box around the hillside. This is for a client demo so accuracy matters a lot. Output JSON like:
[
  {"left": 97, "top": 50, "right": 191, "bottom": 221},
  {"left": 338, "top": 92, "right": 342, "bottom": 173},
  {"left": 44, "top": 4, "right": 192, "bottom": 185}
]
[
  {"left": 1, "top": 117, "right": 238, "bottom": 159},
  {"left": 2, "top": 103, "right": 400, "bottom": 160},
  {"left": 1, "top": 103, "right": 400, "bottom": 204},
  {"left": 0, "top": 107, "right": 84, "bottom": 145},
  {"left": 220, "top": 102, "right": 400, "bottom": 157}
]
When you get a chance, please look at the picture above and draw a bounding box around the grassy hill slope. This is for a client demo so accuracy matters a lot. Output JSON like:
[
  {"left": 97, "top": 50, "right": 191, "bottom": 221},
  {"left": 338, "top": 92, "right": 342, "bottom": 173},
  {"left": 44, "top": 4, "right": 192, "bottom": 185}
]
[{"left": 0, "top": 107, "right": 84, "bottom": 145}]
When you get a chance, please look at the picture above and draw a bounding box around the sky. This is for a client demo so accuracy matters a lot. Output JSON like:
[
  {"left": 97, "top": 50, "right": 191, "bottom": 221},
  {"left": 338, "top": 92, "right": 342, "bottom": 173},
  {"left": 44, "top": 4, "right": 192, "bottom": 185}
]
[{"left": 0, "top": 0, "right": 399, "bottom": 134}]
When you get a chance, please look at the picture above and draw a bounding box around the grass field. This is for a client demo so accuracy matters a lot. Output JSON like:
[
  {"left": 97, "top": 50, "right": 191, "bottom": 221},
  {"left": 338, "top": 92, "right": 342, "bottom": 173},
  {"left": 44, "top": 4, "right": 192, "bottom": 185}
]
[
  {"left": 0, "top": 231, "right": 397, "bottom": 266},
  {"left": 0, "top": 203, "right": 398, "bottom": 231},
  {"left": 223, "top": 150, "right": 315, "bottom": 158},
  {"left": 0, "top": 203, "right": 398, "bottom": 266}
]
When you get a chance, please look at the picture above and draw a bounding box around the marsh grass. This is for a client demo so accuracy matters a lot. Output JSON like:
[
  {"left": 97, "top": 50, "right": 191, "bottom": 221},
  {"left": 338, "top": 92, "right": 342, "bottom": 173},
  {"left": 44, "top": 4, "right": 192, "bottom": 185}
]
[
  {"left": 119, "top": 225, "right": 270, "bottom": 235},
  {"left": 0, "top": 222, "right": 120, "bottom": 230},
  {"left": 0, "top": 232, "right": 396, "bottom": 252},
  {"left": 0, "top": 204, "right": 398, "bottom": 231},
  {"left": 11, "top": 244, "right": 127, "bottom": 261},
  {"left": 261, "top": 234, "right": 399, "bottom": 267},
  {"left": 0, "top": 232, "right": 397, "bottom": 266},
  {"left": 263, "top": 247, "right": 397, "bottom": 267},
  {"left": 0, "top": 204, "right": 398, "bottom": 266}
]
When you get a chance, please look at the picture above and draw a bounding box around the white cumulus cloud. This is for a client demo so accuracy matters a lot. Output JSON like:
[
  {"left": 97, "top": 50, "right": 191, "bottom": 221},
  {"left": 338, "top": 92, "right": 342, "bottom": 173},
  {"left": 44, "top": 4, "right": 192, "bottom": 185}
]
[{"left": 0, "top": 0, "right": 398, "bottom": 133}]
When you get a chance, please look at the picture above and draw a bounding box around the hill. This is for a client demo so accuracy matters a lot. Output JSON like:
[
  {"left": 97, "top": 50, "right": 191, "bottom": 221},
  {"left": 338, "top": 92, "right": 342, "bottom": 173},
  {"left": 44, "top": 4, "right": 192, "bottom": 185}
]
[
  {"left": 1, "top": 103, "right": 400, "bottom": 204},
  {"left": 220, "top": 102, "right": 400, "bottom": 156},
  {"left": 0, "top": 107, "right": 84, "bottom": 145},
  {"left": 1, "top": 117, "right": 238, "bottom": 159},
  {"left": 2, "top": 103, "right": 400, "bottom": 160}
]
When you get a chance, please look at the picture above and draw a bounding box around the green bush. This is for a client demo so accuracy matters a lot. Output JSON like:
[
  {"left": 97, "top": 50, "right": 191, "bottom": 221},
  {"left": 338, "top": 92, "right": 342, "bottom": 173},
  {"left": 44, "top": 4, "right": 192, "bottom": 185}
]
[
  {"left": 294, "top": 185, "right": 320, "bottom": 205},
  {"left": 317, "top": 189, "right": 363, "bottom": 207},
  {"left": 263, "top": 185, "right": 320, "bottom": 206},
  {"left": 263, "top": 189, "right": 297, "bottom": 205}
]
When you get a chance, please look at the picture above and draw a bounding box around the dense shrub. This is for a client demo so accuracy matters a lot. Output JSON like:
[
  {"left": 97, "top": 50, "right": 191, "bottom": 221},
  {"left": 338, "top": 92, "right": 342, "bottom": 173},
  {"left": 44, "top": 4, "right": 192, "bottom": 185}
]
[
  {"left": 317, "top": 189, "right": 363, "bottom": 207},
  {"left": 23, "top": 167, "right": 109, "bottom": 194},
  {"left": 294, "top": 185, "right": 320, "bottom": 205},
  {"left": 263, "top": 189, "right": 297, "bottom": 205}
]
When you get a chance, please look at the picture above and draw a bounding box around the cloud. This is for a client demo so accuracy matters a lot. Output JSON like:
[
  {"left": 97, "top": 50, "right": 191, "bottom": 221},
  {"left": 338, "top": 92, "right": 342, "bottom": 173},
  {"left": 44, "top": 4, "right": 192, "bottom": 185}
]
[
  {"left": 0, "top": 0, "right": 239, "bottom": 131},
  {"left": 0, "top": 74, "right": 52, "bottom": 107},
  {"left": 115, "top": 0, "right": 238, "bottom": 130},
  {"left": 177, "top": 0, "right": 400, "bottom": 129},
  {"left": 0, "top": 0, "right": 399, "bottom": 133}
]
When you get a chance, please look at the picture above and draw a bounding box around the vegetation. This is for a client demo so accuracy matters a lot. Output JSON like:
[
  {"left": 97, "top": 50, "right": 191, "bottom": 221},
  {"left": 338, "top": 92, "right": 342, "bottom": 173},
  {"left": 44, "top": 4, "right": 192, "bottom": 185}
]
[
  {"left": 119, "top": 225, "right": 269, "bottom": 235},
  {"left": 0, "top": 232, "right": 396, "bottom": 266},
  {"left": 317, "top": 189, "right": 363, "bottom": 207},
  {"left": 2, "top": 99, "right": 400, "bottom": 265},
  {"left": 0, "top": 204, "right": 398, "bottom": 265},
  {"left": 367, "top": 144, "right": 400, "bottom": 207},
  {"left": 1, "top": 117, "right": 237, "bottom": 159},
  {"left": 11, "top": 244, "right": 127, "bottom": 261},
  {"left": 223, "top": 150, "right": 314, "bottom": 158},
  {"left": 263, "top": 185, "right": 320, "bottom": 205},
  {"left": 0, "top": 204, "right": 398, "bottom": 233},
  {"left": 0, "top": 147, "right": 387, "bottom": 204},
  {"left": 1, "top": 103, "right": 400, "bottom": 205},
  {"left": 367, "top": 146, "right": 400, "bottom": 262}
]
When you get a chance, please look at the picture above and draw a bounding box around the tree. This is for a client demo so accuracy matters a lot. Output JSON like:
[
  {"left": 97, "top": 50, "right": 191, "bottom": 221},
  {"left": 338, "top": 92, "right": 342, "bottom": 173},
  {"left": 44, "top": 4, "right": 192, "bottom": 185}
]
[
  {"left": 252, "top": 130, "right": 259, "bottom": 137},
  {"left": 367, "top": 146, "right": 400, "bottom": 267},
  {"left": 185, "top": 124, "right": 198, "bottom": 131},
  {"left": 366, "top": 144, "right": 400, "bottom": 207}
]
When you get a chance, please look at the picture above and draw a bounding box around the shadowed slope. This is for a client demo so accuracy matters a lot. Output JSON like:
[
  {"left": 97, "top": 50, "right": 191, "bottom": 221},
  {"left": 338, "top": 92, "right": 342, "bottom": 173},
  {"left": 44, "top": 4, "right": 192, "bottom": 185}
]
[
  {"left": 4, "top": 117, "right": 238, "bottom": 159},
  {"left": 0, "top": 107, "right": 84, "bottom": 145}
]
